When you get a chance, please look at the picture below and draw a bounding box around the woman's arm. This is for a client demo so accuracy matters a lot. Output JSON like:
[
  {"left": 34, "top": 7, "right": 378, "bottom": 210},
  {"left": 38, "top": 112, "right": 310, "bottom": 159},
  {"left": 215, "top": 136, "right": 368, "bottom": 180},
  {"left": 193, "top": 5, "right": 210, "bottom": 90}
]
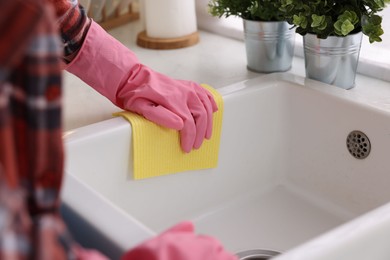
[{"left": 51, "top": 0, "right": 218, "bottom": 153}]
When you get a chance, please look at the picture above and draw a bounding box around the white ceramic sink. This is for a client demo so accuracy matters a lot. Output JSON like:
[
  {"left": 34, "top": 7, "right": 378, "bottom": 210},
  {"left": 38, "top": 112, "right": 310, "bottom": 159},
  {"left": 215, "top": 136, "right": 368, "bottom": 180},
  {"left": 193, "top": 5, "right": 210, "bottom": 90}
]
[{"left": 61, "top": 73, "right": 390, "bottom": 259}]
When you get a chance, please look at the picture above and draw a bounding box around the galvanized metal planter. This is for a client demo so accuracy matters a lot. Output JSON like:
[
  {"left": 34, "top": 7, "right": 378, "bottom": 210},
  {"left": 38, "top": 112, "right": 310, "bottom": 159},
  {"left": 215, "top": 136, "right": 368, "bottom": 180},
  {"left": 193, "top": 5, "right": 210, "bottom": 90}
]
[
  {"left": 303, "top": 32, "right": 363, "bottom": 90},
  {"left": 243, "top": 20, "right": 295, "bottom": 73}
]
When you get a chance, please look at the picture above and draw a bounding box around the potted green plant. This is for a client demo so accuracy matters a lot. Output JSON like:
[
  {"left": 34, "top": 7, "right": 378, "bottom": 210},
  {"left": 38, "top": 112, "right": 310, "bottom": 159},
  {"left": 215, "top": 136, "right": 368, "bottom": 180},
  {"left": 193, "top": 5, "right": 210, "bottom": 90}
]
[
  {"left": 208, "top": 0, "right": 295, "bottom": 73},
  {"left": 280, "top": 0, "right": 390, "bottom": 89}
]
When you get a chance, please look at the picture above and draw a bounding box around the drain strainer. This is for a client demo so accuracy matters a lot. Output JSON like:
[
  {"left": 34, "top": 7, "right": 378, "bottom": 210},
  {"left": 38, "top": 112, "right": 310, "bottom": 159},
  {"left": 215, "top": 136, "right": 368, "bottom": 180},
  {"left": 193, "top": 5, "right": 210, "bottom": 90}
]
[
  {"left": 346, "top": 130, "right": 371, "bottom": 159},
  {"left": 236, "top": 249, "right": 280, "bottom": 260}
]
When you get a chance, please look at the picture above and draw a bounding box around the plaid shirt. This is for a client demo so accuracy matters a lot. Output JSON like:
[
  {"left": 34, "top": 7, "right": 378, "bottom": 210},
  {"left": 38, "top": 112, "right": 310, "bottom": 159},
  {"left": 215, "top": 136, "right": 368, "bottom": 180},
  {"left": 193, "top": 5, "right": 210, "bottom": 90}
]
[{"left": 0, "top": 0, "right": 99, "bottom": 259}]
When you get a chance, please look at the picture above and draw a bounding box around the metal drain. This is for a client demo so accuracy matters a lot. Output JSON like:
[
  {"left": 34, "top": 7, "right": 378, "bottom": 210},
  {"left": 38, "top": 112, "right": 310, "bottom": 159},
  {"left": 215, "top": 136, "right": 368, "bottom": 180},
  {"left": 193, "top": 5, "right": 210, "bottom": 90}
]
[
  {"left": 236, "top": 249, "right": 280, "bottom": 260},
  {"left": 346, "top": 130, "right": 371, "bottom": 159}
]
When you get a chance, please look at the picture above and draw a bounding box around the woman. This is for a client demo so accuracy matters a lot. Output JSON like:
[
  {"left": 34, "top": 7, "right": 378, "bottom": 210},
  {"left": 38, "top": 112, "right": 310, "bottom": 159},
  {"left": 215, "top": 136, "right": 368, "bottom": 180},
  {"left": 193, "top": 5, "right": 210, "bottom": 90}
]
[{"left": 0, "top": 0, "right": 236, "bottom": 259}]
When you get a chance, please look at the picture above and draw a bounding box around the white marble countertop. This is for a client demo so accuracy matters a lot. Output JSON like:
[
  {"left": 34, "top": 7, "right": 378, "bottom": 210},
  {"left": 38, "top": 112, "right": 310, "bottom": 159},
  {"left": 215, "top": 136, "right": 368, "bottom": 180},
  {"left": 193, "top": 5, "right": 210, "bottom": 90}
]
[{"left": 63, "top": 20, "right": 390, "bottom": 131}]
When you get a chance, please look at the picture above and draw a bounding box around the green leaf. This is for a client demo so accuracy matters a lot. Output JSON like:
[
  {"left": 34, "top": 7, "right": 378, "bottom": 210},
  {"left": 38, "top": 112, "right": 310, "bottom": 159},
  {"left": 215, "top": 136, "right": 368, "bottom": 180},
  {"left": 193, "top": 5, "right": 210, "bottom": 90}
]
[
  {"left": 281, "top": 0, "right": 293, "bottom": 5},
  {"left": 341, "top": 20, "right": 355, "bottom": 35},
  {"left": 293, "top": 14, "right": 308, "bottom": 29},
  {"left": 333, "top": 10, "right": 359, "bottom": 36},
  {"left": 370, "top": 15, "right": 383, "bottom": 25},
  {"left": 369, "top": 35, "right": 382, "bottom": 43},
  {"left": 311, "top": 14, "right": 327, "bottom": 30}
]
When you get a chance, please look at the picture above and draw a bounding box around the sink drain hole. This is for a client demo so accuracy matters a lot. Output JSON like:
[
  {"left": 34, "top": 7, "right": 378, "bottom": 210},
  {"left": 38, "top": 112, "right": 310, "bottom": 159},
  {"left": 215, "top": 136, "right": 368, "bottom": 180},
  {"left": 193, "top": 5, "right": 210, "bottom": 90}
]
[
  {"left": 346, "top": 130, "right": 371, "bottom": 159},
  {"left": 236, "top": 249, "right": 280, "bottom": 260}
]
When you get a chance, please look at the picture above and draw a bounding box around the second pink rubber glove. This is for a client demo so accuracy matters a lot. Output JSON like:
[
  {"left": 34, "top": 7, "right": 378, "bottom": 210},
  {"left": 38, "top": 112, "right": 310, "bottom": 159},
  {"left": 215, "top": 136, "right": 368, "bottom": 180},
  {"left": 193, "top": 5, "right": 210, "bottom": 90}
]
[
  {"left": 121, "top": 221, "right": 237, "bottom": 260},
  {"left": 66, "top": 21, "right": 218, "bottom": 153}
]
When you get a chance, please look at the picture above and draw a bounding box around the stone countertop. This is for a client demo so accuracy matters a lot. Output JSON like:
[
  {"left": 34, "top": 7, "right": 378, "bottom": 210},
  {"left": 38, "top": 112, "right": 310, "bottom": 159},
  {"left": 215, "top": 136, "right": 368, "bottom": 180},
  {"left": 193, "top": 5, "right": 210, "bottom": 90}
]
[{"left": 63, "top": 20, "right": 390, "bottom": 131}]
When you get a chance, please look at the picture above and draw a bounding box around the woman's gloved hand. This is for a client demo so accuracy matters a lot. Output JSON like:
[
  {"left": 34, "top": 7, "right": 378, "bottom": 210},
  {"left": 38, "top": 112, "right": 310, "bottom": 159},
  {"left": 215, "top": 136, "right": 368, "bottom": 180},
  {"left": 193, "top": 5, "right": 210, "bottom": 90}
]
[
  {"left": 121, "top": 221, "right": 237, "bottom": 260},
  {"left": 66, "top": 21, "right": 218, "bottom": 153}
]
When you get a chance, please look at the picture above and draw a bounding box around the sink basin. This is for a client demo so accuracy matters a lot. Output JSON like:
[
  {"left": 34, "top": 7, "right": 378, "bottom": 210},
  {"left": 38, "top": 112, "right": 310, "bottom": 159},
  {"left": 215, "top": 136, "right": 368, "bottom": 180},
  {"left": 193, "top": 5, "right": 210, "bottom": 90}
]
[{"left": 61, "top": 73, "right": 390, "bottom": 259}]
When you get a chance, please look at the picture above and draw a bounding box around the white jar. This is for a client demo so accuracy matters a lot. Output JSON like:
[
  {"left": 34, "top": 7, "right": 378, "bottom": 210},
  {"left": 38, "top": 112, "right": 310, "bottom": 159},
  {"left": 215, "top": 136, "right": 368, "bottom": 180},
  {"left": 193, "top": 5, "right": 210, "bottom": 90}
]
[{"left": 144, "top": 0, "right": 197, "bottom": 38}]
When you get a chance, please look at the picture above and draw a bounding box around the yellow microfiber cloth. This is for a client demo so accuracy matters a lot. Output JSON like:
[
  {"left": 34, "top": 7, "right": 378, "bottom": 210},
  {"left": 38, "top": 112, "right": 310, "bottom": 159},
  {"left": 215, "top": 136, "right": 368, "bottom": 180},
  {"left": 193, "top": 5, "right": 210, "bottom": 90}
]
[{"left": 113, "top": 84, "right": 223, "bottom": 180}]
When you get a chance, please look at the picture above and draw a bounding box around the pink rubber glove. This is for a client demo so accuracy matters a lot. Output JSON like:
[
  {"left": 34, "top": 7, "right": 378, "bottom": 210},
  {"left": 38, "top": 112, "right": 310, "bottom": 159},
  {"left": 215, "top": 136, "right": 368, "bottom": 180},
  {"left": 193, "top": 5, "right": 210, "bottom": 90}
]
[
  {"left": 66, "top": 21, "right": 218, "bottom": 153},
  {"left": 121, "top": 221, "right": 237, "bottom": 260},
  {"left": 73, "top": 245, "right": 109, "bottom": 260}
]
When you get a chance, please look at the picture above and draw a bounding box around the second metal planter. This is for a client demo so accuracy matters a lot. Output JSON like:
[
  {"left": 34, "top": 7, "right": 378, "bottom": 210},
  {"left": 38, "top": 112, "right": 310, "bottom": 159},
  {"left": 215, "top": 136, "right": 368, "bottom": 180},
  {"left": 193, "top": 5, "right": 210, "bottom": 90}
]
[
  {"left": 303, "top": 32, "right": 363, "bottom": 90},
  {"left": 243, "top": 20, "right": 295, "bottom": 73}
]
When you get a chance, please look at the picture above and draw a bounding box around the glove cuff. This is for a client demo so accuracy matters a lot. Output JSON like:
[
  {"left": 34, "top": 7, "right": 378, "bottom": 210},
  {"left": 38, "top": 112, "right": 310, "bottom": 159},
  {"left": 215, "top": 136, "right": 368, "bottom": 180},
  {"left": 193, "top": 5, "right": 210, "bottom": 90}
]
[{"left": 66, "top": 21, "right": 140, "bottom": 104}]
